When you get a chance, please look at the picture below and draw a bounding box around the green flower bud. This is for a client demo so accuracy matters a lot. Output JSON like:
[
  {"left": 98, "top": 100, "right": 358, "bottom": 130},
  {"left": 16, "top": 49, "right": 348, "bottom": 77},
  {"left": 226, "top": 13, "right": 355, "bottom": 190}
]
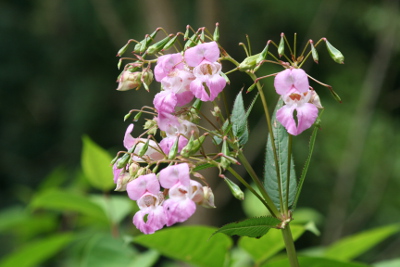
[
  {"left": 310, "top": 40, "right": 319, "bottom": 64},
  {"left": 278, "top": 32, "right": 285, "bottom": 56},
  {"left": 138, "top": 139, "right": 150, "bottom": 157},
  {"left": 180, "top": 135, "right": 206, "bottom": 158},
  {"left": 168, "top": 135, "right": 180, "bottom": 160},
  {"left": 324, "top": 38, "right": 344, "bottom": 64},
  {"left": 134, "top": 28, "right": 160, "bottom": 54},
  {"left": 147, "top": 35, "right": 173, "bottom": 55},
  {"left": 117, "top": 153, "right": 130, "bottom": 169},
  {"left": 213, "top": 22, "right": 220, "bottom": 42},
  {"left": 238, "top": 54, "right": 259, "bottom": 71},
  {"left": 223, "top": 176, "right": 244, "bottom": 200},
  {"left": 220, "top": 139, "right": 231, "bottom": 170}
]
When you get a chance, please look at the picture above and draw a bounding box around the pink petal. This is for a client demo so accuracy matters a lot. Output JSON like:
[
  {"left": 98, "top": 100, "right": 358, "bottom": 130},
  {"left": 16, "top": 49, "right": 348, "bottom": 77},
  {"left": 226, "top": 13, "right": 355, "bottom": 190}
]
[
  {"left": 184, "top": 42, "right": 220, "bottom": 67},
  {"left": 276, "top": 104, "right": 297, "bottom": 135},
  {"left": 153, "top": 91, "right": 177, "bottom": 114},
  {"left": 274, "top": 68, "right": 309, "bottom": 95},
  {"left": 159, "top": 163, "right": 190, "bottom": 189},
  {"left": 291, "top": 69, "right": 309, "bottom": 93},
  {"left": 123, "top": 124, "right": 136, "bottom": 150},
  {"left": 154, "top": 53, "right": 184, "bottom": 82},
  {"left": 163, "top": 198, "right": 196, "bottom": 226},
  {"left": 159, "top": 136, "right": 188, "bottom": 155},
  {"left": 126, "top": 173, "right": 160, "bottom": 200},
  {"left": 295, "top": 103, "right": 319, "bottom": 135},
  {"left": 133, "top": 206, "right": 167, "bottom": 234}
]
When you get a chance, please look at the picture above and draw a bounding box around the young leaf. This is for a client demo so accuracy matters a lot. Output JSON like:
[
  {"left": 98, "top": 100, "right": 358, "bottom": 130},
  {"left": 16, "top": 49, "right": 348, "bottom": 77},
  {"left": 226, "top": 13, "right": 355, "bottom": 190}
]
[
  {"left": 264, "top": 100, "right": 297, "bottom": 211},
  {"left": 324, "top": 224, "right": 400, "bottom": 261},
  {"left": 134, "top": 226, "right": 232, "bottom": 267},
  {"left": 231, "top": 91, "right": 249, "bottom": 145},
  {"left": 81, "top": 136, "right": 114, "bottom": 191},
  {"left": 0, "top": 233, "right": 74, "bottom": 267},
  {"left": 239, "top": 224, "right": 306, "bottom": 264},
  {"left": 30, "top": 188, "right": 108, "bottom": 223},
  {"left": 212, "top": 216, "right": 281, "bottom": 238}
]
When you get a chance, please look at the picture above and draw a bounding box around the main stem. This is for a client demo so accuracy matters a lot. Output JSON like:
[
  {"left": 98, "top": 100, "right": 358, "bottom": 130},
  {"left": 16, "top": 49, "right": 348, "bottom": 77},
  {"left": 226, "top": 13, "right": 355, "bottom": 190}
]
[{"left": 281, "top": 225, "right": 300, "bottom": 267}]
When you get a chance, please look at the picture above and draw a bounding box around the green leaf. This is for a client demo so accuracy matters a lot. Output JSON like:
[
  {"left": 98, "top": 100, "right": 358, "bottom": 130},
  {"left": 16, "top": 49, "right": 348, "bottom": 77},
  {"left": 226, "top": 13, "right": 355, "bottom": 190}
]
[
  {"left": 231, "top": 91, "right": 249, "bottom": 145},
  {"left": 262, "top": 256, "right": 369, "bottom": 267},
  {"left": 89, "top": 195, "right": 133, "bottom": 224},
  {"left": 78, "top": 232, "right": 157, "bottom": 267},
  {"left": 134, "top": 226, "right": 233, "bottom": 267},
  {"left": 30, "top": 188, "right": 108, "bottom": 223},
  {"left": 373, "top": 258, "right": 400, "bottom": 267},
  {"left": 324, "top": 224, "right": 400, "bottom": 261},
  {"left": 212, "top": 216, "right": 281, "bottom": 238},
  {"left": 81, "top": 135, "right": 114, "bottom": 191},
  {"left": 264, "top": 100, "right": 297, "bottom": 211},
  {"left": 0, "top": 233, "right": 74, "bottom": 267},
  {"left": 239, "top": 224, "right": 305, "bottom": 264}
]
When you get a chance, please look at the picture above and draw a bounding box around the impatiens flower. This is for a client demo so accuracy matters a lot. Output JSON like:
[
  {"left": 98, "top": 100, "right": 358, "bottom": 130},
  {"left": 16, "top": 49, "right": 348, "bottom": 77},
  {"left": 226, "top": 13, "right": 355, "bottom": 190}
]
[
  {"left": 126, "top": 173, "right": 160, "bottom": 201},
  {"left": 154, "top": 53, "right": 185, "bottom": 82},
  {"left": 153, "top": 91, "right": 178, "bottom": 115},
  {"left": 184, "top": 42, "right": 220, "bottom": 67},
  {"left": 124, "top": 124, "right": 164, "bottom": 161},
  {"left": 274, "top": 68, "right": 319, "bottom": 135},
  {"left": 159, "top": 163, "right": 197, "bottom": 226},
  {"left": 190, "top": 60, "right": 226, "bottom": 101},
  {"left": 133, "top": 192, "right": 166, "bottom": 234},
  {"left": 160, "top": 69, "right": 195, "bottom": 106}
]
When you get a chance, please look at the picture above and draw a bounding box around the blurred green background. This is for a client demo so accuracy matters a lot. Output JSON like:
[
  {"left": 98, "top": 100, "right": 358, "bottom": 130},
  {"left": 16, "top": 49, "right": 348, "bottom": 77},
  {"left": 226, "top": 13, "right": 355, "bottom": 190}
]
[{"left": 1, "top": 0, "right": 399, "bottom": 264}]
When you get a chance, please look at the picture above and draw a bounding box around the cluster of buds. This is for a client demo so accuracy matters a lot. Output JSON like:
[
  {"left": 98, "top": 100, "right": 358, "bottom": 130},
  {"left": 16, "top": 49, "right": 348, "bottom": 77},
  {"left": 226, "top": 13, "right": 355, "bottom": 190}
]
[{"left": 113, "top": 25, "right": 343, "bottom": 234}]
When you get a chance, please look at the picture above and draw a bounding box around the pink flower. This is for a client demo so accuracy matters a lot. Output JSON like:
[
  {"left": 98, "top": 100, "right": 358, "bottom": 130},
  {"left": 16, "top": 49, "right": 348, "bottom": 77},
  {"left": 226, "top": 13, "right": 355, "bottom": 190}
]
[
  {"left": 153, "top": 91, "right": 177, "bottom": 115},
  {"left": 161, "top": 69, "right": 195, "bottom": 106},
  {"left": 274, "top": 68, "right": 319, "bottom": 135},
  {"left": 190, "top": 60, "right": 226, "bottom": 101},
  {"left": 184, "top": 42, "right": 220, "bottom": 67},
  {"left": 154, "top": 53, "right": 185, "bottom": 82},
  {"left": 126, "top": 173, "right": 160, "bottom": 200},
  {"left": 133, "top": 192, "right": 167, "bottom": 234},
  {"left": 158, "top": 163, "right": 198, "bottom": 226}
]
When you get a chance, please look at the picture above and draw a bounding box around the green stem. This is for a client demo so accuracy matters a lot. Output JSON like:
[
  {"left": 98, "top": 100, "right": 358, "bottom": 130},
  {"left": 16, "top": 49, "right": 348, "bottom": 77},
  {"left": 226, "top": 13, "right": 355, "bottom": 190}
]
[
  {"left": 248, "top": 72, "right": 284, "bottom": 212},
  {"left": 282, "top": 224, "right": 300, "bottom": 267},
  {"left": 237, "top": 151, "right": 280, "bottom": 218},
  {"left": 285, "top": 134, "right": 293, "bottom": 215}
]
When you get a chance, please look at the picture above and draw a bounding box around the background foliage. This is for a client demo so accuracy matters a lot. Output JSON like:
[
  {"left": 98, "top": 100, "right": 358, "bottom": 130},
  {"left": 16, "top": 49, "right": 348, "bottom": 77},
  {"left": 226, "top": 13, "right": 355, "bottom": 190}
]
[{"left": 1, "top": 0, "right": 399, "bottom": 265}]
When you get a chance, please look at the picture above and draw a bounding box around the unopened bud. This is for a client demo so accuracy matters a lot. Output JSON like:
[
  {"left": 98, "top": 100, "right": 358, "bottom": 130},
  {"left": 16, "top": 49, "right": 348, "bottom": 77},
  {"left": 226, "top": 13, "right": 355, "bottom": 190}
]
[
  {"left": 133, "top": 111, "right": 143, "bottom": 121},
  {"left": 168, "top": 135, "right": 180, "bottom": 160},
  {"left": 278, "top": 33, "right": 285, "bottom": 56},
  {"left": 324, "top": 38, "right": 344, "bottom": 64},
  {"left": 184, "top": 25, "right": 190, "bottom": 40},
  {"left": 310, "top": 40, "right": 319, "bottom": 64},
  {"left": 213, "top": 23, "right": 220, "bottom": 42},
  {"left": 141, "top": 69, "right": 154, "bottom": 92},
  {"left": 180, "top": 135, "right": 206, "bottom": 158},
  {"left": 147, "top": 35, "right": 174, "bottom": 55},
  {"left": 238, "top": 54, "right": 259, "bottom": 71},
  {"left": 116, "top": 70, "right": 142, "bottom": 91},
  {"left": 129, "top": 162, "right": 140, "bottom": 176},
  {"left": 162, "top": 34, "right": 178, "bottom": 51},
  {"left": 246, "top": 82, "right": 257, "bottom": 93},
  {"left": 114, "top": 172, "right": 131, "bottom": 191},
  {"left": 117, "top": 153, "right": 131, "bottom": 169},
  {"left": 220, "top": 139, "right": 231, "bottom": 170},
  {"left": 134, "top": 28, "right": 160, "bottom": 54},
  {"left": 223, "top": 177, "right": 244, "bottom": 200}
]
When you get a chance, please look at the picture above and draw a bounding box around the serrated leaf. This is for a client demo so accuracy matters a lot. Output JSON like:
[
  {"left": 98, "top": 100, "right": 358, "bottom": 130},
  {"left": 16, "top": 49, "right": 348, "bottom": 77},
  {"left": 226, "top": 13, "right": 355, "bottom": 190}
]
[
  {"left": 134, "top": 226, "right": 232, "bottom": 267},
  {"left": 231, "top": 91, "right": 249, "bottom": 145},
  {"left": 264, "top": 100, "right": 297, "bottom": 211},
  {"left": 239, "top": 224, "right": 306, "bottom": 263},
  {"left": 0, "top": 233, "right": 74, "bottom": 267},
  {"left": 324, "top": 224, "right": 400, "bottom": 261},
  {"left": 212, "top": 216, "right": 281, "bottom": 238},
  {"left": 30, "top": 188, "right": 108, "bottom": 223},
  {"left": 81, "top": 136, "right": 114, "bottom": 191},
  {"left": 262, "top": 256, "right": 370, "bottom": 267}
]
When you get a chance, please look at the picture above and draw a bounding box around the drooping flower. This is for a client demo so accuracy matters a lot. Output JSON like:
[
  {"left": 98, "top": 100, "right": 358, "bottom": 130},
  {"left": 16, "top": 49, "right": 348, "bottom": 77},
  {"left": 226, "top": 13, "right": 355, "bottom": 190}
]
[
  {"left": 154, "top": 53, "right": 185, "bottom": 82},
  {"left": 274, "top": 68, "right": 319, "bottom": 135},
  {"left": 159, "top": 163, "right": 197, "bottom": 226},
  {"left": 127, "top": 173, "right": 167, "bottom": 234},
  {"left": 184, "top": 42, "right": 226, "bottom": 101}
]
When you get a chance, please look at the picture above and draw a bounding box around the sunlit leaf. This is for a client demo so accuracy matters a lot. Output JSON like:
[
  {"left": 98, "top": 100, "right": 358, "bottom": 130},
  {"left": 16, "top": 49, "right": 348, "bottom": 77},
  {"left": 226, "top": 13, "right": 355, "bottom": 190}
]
[
  {"left": 89, "top": 195, "right": 133, "bottom": 224},
  {"left": 0, "top": 233, "right": 74, "bottom": 267},
  {"left": 134, "top": 226, "right": 232, "bottom": 267},
  {"left": 30, "top": 188, "right": 108, "bottom": 223},
  {"left": 81, "top": 135, "right": 114, "bottom": 191},
  {"left": 324, "top": 224, "right": 400, "bottom": 261}
]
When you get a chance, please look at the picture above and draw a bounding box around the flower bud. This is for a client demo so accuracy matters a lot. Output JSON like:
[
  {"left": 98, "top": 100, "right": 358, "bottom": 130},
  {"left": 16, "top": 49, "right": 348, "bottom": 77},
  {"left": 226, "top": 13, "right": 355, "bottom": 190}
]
[
  {"left": 116, "top": 70, "right": 142, "bottom": 91},
  {"left": 220, "top": 139, "right": 231, "bottom": 170},
  {"left": 310, "top": 40, "right": 319, "bottom": 64},
  {"left": 223, "top": 176, "right": 244, "bottom": 200},
  {"left": 238, "top": 54, "right": 259, "bottom": 71},
  {"left": 141, "top": 69, "right": 154, "bottom": 92},
  {"left": 134, "top": 28, "right": 160, "bottom": 54},
  {"left": 129, "top": 162, "right": 140, "bottom": 176},
  {"left": 309, "top": 90, "right": 323, "bottom": 109},
  {"left": 180, "top": 135, "right": 206, "bottom": 158},
  {"left": 213, "top": 22, "right": 220, "bottom": 42},
  {"left": 324, "top": 38, "right": 344, "bottom": 64},
  {"left": 162, "top": 34, "right": 178, "bottom": 51},
  {"left": 147, "top": 35, "right": 174, "bottom": 55},
  {"left": 116, "top": 153, "right": 130, "bottom": 169},
  {"left": 168, "top": 136, "right": 180, "bottom": 160},
  {"left": 114, "top": 172, "right": 131, "bottom": 191},
  {"left": 278, "top": 33, "right": 285, "bottom": 56},
  {"left": 138, "top": 139, "right": 150, "bottom": 157}
]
